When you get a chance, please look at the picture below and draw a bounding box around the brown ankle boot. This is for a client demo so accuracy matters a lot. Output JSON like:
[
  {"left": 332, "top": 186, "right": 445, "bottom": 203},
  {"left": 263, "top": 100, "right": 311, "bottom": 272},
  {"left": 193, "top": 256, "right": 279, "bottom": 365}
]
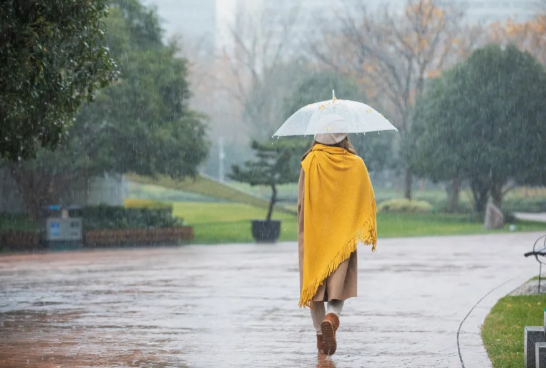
[
  {"left": 316, "top": 334, "right": 324, "bottom": 354},
  {"left": 321, "top": 313, "right": 340, "bottom": 355}
]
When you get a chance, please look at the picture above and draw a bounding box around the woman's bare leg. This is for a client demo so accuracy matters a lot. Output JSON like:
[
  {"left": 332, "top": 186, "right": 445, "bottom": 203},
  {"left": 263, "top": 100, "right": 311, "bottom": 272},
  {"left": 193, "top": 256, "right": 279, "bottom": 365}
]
[
  {"left": 310, "top": 301, "right": 325, "bottom": 334},
  {"left": 311, "top": 301, "right": 326, "bottom": 353}
]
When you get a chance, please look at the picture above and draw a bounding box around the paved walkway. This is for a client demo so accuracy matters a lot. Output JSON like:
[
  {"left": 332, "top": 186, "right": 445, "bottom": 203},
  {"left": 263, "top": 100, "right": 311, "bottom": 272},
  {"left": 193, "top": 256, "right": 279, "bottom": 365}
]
[{"left": 0, "top": 233, "right": 541, "bottom": 368}]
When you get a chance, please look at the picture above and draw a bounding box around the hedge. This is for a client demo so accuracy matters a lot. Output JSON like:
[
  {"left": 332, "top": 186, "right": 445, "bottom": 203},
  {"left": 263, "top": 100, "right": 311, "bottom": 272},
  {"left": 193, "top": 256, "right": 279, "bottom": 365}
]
[
  {"left": 123, "top": 199, "right": 173, "bottom": 210},
  {"left": 81, "top": 205, "right": 183, "bottom": 231},
  {"left": 377, "top": 198, "right": 433, "bottom": 214}
]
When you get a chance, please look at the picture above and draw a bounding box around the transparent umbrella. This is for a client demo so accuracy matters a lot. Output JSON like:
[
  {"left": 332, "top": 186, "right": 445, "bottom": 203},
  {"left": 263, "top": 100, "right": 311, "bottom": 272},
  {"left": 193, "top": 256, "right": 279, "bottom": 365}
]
[{"left": 273, "top": 90, "right": 398, "bottom": 137}]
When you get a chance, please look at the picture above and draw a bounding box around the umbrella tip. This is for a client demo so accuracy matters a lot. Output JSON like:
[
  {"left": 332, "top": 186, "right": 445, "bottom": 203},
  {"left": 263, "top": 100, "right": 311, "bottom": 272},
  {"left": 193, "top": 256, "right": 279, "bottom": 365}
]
[{"left": 332, "top": 89, "right": 335, "bottom": 100}]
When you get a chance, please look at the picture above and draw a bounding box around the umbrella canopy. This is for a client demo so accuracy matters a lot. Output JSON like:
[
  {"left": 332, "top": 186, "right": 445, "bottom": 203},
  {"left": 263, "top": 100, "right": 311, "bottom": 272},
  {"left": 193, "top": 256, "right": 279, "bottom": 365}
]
[{"left": 273, "top": 90, "right": 398, "bottom": 137}]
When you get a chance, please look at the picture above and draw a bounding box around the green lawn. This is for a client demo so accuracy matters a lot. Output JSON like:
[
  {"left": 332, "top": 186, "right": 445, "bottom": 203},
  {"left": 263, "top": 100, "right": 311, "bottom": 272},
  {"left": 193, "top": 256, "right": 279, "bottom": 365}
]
[
  {"left": 377, "top": 213, "right": 546, "bottom": 237},
  {"left": 482, "top": 294, "right": 546, "bottom": 368},
  {"left": 126, "top": 173, "right": 295, "bottom": 215},
  {"left": 173, "top": 202, "right": 295, "bottom": 224},
  {"left": 192, "top": 220, "right": 299, "bottom": 244},
  {"left": 173, "top": 202, "right": 298, "bottom": 244},
  {"left": 227, "top": 184, "right": 546, "bottom": 213},
  {"left": 228, "top": 182, "right": 299, "bottom": 202},
  {"left": 171, "top": 202, "right": 546, "bottom": 244}
]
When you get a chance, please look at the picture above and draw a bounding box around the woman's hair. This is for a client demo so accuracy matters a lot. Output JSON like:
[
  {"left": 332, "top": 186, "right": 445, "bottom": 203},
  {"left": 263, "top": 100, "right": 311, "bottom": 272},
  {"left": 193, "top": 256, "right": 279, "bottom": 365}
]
[{"left": 301, "top": 137, "right": 357, "bottom": 161}]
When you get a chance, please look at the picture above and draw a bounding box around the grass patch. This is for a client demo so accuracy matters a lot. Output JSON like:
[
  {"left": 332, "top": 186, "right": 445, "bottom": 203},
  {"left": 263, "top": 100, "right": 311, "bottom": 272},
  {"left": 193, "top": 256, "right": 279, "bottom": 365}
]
[
  {"left": 124, "top": 199, "right": 173, "bottom": 210},
  {"left": 173, "top": 202, "right": 297, "bottom": 244},
  {"left": 126, "top": 174, "right": 296, "bottom": 215},
  {"left": 192, "top": 220, "right": 298, "bottom": 244},
  {"left": 228, "top": 182, "right": 299, "bottom": 203},
  {"left": 482, "top": 294, "right": 546, "bottom": 368},
  {"left": 127, "top": 182, "right": 219, "bottom": 203},
  {"left": 172, "top": 202, "right": 295, "bottom": 224},
  {"left": 171, "top": 202, "right": 546, "bottom": 244},
  {"left": 378, "top": 214, "right": 546, "bottom": 238}
]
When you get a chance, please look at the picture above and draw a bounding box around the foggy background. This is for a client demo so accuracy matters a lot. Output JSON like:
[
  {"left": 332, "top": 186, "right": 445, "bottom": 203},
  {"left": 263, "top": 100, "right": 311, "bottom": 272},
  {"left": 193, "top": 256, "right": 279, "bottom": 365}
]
[{"left": 144, "top": 0, "right": 539, "bottom": 182}]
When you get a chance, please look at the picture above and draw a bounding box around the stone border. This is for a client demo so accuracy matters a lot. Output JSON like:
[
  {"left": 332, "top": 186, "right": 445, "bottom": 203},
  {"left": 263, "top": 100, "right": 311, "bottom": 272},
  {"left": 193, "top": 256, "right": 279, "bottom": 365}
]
[
  {"left": 1, "top": 227, "right": 194, "bottom": 250},
  {"left": 457, "top": 273, "right": 533, "bottom": 368}
]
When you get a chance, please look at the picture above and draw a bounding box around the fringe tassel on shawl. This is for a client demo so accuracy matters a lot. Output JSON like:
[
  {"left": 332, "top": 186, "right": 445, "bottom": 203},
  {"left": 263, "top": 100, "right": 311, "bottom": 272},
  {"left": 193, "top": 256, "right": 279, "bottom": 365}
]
[{"left": 298, "top": 207, "right": 377, "bottom": 309}]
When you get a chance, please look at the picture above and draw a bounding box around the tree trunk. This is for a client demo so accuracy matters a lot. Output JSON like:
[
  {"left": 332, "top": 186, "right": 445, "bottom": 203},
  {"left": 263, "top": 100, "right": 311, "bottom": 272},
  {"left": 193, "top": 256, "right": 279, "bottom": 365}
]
[
  {"left": 446, "top": 178, "right": 461, "bottom": 213},
  {"left": 8, "top": 165, "right": 62, "bottom": 221},
  {"left": 404, "top": 168, "right": 412, "bottom": 200},
  {"left": 490, "top": 182, "right": 503, "bottom": 209},
  {"left": 266, "top": 183, "right": 277, "bottom": 222},
  {"left": 470, "top": 178, "right": 489, "bottom": 214}
]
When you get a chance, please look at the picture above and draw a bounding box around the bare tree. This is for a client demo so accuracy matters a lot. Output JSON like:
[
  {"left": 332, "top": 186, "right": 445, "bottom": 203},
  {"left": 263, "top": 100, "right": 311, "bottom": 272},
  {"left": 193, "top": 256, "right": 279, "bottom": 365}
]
[
  {"left": 309, "top": 0, "right": 479, "bottom": 199},
  {"left": 169, "top": 4, "right": 308, "bottom": 178},
  {"left": 171, "top": 33, "right": 218, "bottom": 109},
  {"left": 216, "top": 3, "right": 306, "bottom": 140},
  {"left": 171, "top": 32, "right": 252, "bottom": 178}
]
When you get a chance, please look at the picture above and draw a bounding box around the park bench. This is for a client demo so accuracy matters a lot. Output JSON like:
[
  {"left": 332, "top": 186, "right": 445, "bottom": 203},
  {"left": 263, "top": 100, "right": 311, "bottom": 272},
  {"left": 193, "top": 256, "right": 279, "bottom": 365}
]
[{"left": 525, "top": 235, "right": 546, "bottom": 293}]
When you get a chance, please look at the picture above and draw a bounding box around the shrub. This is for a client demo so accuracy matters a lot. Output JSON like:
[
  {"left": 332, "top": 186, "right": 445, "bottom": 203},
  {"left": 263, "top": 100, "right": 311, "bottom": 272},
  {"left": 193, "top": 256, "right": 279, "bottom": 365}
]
[
  {"left": 123, "top": 199, "right": 173, "bottom": 210},
  {"left": 82, "top": 205, "right": 183, "bottom": 231},
  {"left": 502, "top": 197, "right": 546, "bottom": 214},
  {"left": 503, "top": 211, "right": 516, "bottom": 224},
  {"left": 378, "top": 198, "right": 433, "bottom": 214}
]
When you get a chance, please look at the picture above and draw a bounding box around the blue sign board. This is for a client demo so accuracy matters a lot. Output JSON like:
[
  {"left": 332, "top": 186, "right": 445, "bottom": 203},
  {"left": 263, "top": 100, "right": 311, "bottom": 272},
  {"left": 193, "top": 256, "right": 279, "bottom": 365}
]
[{"left": 50, "top": 221, "right": 60, "bottom": 237}]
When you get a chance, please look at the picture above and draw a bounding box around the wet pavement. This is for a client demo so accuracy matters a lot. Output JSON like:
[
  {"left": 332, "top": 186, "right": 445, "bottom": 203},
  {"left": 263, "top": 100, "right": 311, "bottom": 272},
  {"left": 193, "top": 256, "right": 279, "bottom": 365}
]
[{"left": 0, "top": 233, "right": 539, "bottom": 368}]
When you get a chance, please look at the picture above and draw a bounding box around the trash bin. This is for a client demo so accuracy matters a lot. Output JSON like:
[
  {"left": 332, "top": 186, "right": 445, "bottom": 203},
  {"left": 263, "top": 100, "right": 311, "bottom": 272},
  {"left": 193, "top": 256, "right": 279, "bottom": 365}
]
[{"left": 43, "top": 205, "right": 83, "bottom": 250}]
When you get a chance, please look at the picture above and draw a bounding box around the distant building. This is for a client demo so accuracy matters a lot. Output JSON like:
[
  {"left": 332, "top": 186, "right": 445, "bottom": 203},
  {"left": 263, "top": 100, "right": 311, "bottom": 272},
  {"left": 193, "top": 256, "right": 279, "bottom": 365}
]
[
  {"left": 438, "top": 0, "right": 540, "bottom": 23},
  {"left": 143, "top": 0, "right": 218, "bottom": 52},
  {"left": 476, "top": 0, "right": 539, "bottom": 22},
  {"left": 146, "top": 0, "right": 542, "bottom": 48}
]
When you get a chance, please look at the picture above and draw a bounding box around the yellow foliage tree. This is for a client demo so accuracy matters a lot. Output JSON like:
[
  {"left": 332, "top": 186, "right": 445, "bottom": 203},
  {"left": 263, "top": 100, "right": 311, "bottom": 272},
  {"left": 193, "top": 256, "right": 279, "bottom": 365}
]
[
  {"left": 489, "top": 15, "right": 546, "bottom": 65},
  {"left": 309, "top": 0, "right": 480, "bottom": 199}
]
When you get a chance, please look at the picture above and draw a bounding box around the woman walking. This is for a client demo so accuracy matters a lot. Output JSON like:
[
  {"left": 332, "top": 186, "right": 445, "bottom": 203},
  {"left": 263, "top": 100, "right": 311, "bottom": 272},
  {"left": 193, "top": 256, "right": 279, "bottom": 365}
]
[{"left": 297, "top": 132, "right": 377, "bottom": 356}]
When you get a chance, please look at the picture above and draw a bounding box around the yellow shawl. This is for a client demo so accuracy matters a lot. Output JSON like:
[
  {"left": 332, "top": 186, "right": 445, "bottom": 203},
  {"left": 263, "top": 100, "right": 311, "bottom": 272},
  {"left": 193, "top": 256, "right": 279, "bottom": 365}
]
[{"left": 299, "top": 143, "right": 377, "bottom": 308}]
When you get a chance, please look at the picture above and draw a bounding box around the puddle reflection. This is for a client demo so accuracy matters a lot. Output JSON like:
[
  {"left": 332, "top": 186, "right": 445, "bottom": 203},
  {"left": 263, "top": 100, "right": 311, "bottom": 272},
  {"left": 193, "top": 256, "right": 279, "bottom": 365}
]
[{"left": 315, "top": 354, "right": 337, "bottom": 368}]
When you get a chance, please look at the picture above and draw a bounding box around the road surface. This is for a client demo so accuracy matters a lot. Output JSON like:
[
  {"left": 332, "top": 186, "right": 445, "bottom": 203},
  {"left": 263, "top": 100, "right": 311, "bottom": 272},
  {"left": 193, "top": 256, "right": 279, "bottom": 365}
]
[{"left": 0, "top": 233, "right": 540, "bottom": 368}]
